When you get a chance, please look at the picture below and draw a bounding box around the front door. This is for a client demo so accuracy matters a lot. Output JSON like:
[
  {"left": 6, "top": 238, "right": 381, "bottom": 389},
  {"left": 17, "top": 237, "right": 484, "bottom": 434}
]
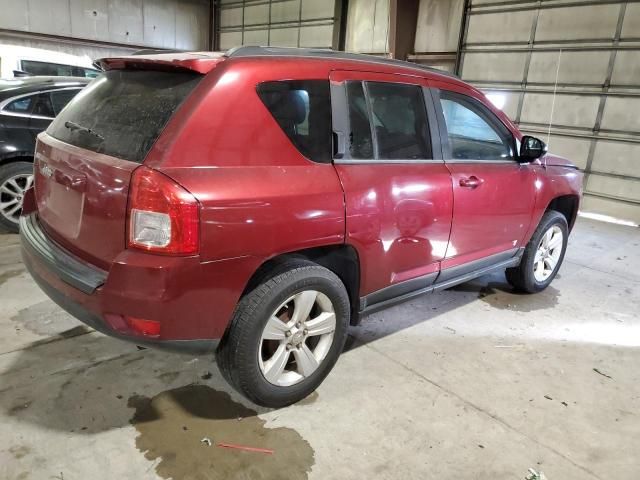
[
  {"left": 330, "top": 70, "right": 453, "bottom": 304},
  {"left": 430, "top": 81, "right": 539, "bottom": 271}
]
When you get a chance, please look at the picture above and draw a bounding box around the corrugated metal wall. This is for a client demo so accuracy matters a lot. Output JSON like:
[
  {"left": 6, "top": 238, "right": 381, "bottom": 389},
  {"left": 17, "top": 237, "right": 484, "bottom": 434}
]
[
  {"left": 217, "top": 0, "right": 336, "bottom": 50},
  {"left": 0, "top": 0, "right": 211, "bottom": 53},
  {"left": 344, "top": 0, "right": 389, "bottom": 54},
  {"left": 459, "top": 0, "right": 640, "bottom": 223}
]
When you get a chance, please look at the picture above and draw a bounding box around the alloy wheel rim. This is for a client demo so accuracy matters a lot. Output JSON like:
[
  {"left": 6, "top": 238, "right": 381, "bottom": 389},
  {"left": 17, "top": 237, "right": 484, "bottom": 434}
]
[
  {"left": 0, "top": 173, "right": 33, "bottom": 225},
  {"left": 259, "top": 290, "right": 336, "bottom": 387},
  {"left": 533, "top": 225, "right": 563, "bottom": 282}
]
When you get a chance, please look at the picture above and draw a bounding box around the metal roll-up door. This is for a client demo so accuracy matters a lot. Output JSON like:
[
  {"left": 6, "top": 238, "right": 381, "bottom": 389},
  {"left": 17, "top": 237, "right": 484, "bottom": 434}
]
[
  {"left": 217, "top": 0, "right": 338, "bottom": 50},
  {"left": 458, "top": 0, "right": 640, "bottom": 224}
]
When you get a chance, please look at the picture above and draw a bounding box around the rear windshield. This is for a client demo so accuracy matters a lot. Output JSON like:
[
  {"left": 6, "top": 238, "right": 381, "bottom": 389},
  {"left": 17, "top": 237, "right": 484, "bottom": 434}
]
[{"left": 47, "top": 70, "right": 202, "bottom": 163}]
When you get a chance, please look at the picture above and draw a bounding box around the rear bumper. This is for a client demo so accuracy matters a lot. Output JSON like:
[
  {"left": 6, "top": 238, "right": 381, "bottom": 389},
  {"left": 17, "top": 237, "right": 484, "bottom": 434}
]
[{"left": 20, "top": 214, "right": 259, "bottom": 354}]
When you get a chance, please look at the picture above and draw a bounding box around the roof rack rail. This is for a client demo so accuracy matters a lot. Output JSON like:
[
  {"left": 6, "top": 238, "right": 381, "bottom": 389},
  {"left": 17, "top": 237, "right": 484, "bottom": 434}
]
[{"left": 223, "top": 46, "right": 458, "bottom": 79}]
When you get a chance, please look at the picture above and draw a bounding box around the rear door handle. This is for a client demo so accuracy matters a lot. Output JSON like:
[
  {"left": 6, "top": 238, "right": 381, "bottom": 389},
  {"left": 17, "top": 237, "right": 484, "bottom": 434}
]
[{"left": 459, "top": 176, "right": 483, "bottom": 189}]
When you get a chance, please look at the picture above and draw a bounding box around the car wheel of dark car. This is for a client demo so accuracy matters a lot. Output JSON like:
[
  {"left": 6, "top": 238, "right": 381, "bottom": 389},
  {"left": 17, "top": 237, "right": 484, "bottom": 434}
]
[
  {"left": 506, "top": 211, "right": 568, "bottom": 293},
  {"left": 217, "top": 259, "right": 350, "bottom": 408},
  {"left": 0, "top": 161, "right": 34, "bottom": 233}
]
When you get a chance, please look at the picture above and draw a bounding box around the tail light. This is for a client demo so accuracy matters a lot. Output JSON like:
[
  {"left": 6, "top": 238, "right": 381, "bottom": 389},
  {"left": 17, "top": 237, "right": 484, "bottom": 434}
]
[{"left": 127, "top": 166, "right": 199, "bottom": 255}]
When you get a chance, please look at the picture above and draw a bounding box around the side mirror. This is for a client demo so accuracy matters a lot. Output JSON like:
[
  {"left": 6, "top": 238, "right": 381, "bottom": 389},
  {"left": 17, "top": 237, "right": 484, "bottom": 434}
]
[{"left": 519, "top": 135, "right": 547, "bottom": 162}]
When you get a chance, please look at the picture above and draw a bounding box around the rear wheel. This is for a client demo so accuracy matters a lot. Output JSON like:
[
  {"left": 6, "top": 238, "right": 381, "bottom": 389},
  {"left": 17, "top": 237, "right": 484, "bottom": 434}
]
[
  {"left": 0, "top": 161, "right": 34, "bottom": 233},
  {"left": 217, "top": 260, "right": 350, "bottom": 408},
  {"left": 506, "top": 211, "right": 568, "bottom": 293}
]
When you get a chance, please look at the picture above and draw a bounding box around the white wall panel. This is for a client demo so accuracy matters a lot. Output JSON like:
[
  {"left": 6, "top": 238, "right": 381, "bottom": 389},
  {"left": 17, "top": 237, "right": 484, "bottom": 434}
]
[
  {"left": 587, "top": 175, "right": 640, "bottom": 203},
  {"left": 269, "top": 27, "right": 299, "bottom": 47},
  {"left": 345, "top": 0, "right": 389, "bottom": 53},
  {"left": 70, "top": 0, "right": 110, "bottom": 40},
  {"left": 300, "top": 24, "right": 333, "bottom": 48},
  {"left": 521, "top": 93, "right": 601, "bottom": 129},
  {"left": 535, "top": 4, "right": 619, "bottom": 41},
  {"left": 527, "top": 51, "right": 610, "bottom": 85},
  {"left": 591, "top": 141, "right": 640, "bottom": 177},
  {"left": 600, "top": 97, "right": 640, "bottom": 133},
  {"left": 611, "top": 51, "right": 640, "bottom": 86},
  {"left": 414, "top": 0, "right": 464, "bottom": 53},
  {"left": 271, "top": 0, "right": 300, "bottom": 23},
  {"left": 243, "top": 29, "right": 269, "bottom": 46},
  {"left": 621, "top": 2, "right": 640, "bottom": 39},
  {"left": 466, "top": 10, "right": 534, "bottom": 44},
  {"left": 108, "top": 0, "right": 144, "bottom": 45},
  {"left": 461, "top": 52, "right": 526, "bottom": 82},
  {"left": 3, "top": 0, "right": 210, "bottom": 50},
  {"left": 301, "top": 0, "right": 334, "bottom": 20},
  {"left": 28, "top": 0, "right": 72, "bottom": 36}
]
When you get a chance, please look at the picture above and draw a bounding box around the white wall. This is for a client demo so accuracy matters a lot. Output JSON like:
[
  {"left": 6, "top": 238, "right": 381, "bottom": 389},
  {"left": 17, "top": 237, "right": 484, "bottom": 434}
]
[
  {"left": 0, "top": 0, "right": 211, "bottom": 51},
  {"left": 345, "top": 0, "right": 389, "bottom": 54}
]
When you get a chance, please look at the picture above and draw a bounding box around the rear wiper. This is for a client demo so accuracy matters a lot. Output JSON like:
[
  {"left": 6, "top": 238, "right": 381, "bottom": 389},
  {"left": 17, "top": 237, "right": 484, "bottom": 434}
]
[{"left": 64, "top": 121, "right": 104, "bottom": 141}]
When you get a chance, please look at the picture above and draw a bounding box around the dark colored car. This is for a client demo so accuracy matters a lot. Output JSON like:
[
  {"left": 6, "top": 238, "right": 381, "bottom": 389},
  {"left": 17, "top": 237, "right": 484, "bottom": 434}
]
[
  {"left": 0, "top": 76, "right": 90, "bottom": 231},
  {"left": 20, "top": 47, "right": 582, "bottom": 407}
]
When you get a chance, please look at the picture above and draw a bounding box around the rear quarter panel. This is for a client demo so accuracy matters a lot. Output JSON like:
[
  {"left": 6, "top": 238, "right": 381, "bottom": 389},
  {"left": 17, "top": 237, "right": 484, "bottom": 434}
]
[{"left": 146, "top": 59, "right": 345, "bottom": 263}]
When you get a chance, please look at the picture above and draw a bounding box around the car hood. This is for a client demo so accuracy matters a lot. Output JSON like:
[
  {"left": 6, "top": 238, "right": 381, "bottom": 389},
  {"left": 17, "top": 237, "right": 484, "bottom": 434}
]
[{"left": 543, "top": 153, "right": 578, "bottom": 169}]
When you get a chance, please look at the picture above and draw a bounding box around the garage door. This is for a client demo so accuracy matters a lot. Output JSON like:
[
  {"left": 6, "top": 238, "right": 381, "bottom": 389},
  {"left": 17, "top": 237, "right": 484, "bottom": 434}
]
[
  {"left": 458, "top": 0, "right": 640, "bottom": 224},
  {"left": 217, "top": 0, "right": 337, "bottom": 50}
]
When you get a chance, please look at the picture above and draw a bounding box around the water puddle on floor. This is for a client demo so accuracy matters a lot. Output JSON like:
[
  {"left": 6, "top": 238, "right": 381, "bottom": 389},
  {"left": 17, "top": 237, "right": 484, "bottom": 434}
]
[
  {"left": 11, "top": 300, "right": 83, "bottom": 336},
  {"left": 478, "top": 284, "right": 560, "bottom": 312},
  {"left": 128, "top": 385, "right": 314, "bottom": 480}
]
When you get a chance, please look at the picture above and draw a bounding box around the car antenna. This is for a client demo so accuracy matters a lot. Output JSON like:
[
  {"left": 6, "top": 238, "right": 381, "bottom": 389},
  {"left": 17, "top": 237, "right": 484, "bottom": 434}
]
[{"left": 546, "top": 48, "right": 563, "bottom": 148}]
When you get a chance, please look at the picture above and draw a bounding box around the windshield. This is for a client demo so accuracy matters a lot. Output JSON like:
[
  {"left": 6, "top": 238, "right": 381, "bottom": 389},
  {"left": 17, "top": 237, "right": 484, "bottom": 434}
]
[{"left": 47, "top": 69, "right": 202, "bottom": 163}]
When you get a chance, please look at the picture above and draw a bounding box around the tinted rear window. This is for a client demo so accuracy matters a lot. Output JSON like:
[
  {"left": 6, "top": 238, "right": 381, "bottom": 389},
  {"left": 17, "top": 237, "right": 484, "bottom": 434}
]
[
  {"left": 47, "top": 70, "right": 202, "bottom": 163},
  {"left": 256, "top": 80, "right": 331, "bottom": 163}
]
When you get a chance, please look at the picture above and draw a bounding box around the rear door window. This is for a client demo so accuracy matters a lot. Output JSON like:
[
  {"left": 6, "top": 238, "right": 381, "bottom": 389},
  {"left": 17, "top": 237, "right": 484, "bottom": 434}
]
[
  {"left": 256, "top": 80, "right": 331, "bottom": 163},
  {"left": 344, "top": 81, "right": 432, "bottom": 160},
  {"left": 47, "top": 70, "right": 202, "bottom": 163}
]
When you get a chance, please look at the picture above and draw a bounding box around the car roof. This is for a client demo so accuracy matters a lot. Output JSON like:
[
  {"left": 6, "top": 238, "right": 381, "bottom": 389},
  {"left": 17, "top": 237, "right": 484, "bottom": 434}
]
[
  {"left": 225, "top": 46, "right": 460, "bottom": 80},
  {"left": 0, "top": 76, "right": 90, "bottom": 100},
  {"left": 98, "top": 46, "right": 464, "bottom": 86}
]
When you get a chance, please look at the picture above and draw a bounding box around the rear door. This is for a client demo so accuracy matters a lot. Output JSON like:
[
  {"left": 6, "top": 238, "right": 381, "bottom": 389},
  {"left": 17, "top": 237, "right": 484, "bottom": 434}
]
[
  {"left": 330, "top": 70, "right": 453, "bottom": 302},
  {"left": 429, "top": 80, "right": 538, "bottom": 271}
]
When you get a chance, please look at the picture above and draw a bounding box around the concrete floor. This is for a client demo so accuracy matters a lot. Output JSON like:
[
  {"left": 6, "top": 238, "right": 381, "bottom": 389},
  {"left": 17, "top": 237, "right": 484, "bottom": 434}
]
[{"left": 0, "top": 217, "right": 638, "bottom": 480}]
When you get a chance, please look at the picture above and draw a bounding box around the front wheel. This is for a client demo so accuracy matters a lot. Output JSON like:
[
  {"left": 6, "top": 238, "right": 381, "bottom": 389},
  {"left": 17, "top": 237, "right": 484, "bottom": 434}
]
[
  {"left": 506, "top": 211, "right": 568, "bottom": 293},
  {"left": 216, "top": 260, "right": 350, "bottom": 408}
]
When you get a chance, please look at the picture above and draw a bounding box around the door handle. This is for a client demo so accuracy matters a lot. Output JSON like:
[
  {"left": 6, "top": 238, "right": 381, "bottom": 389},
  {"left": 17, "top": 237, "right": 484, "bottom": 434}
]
[{"left": 459, "top": 176, "right": 483, "bottom": 189}]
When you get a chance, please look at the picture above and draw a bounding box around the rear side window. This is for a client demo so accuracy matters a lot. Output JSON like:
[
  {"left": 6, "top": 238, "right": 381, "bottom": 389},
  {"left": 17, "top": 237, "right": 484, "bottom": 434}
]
[
  {"left": 4, "top": 95, "right": 36, "bottom": 114},
  {"left": 345, "top": 81, "right": 432, "bottom": 160},
  {"left": 367, "top": 82, "right": 431, "bottom": 160},
  {"left": 50, "top": 89, "right": 81, "bottom": 115},
  {"left": 257, "top": 80, "right": 331, "bottom": 163},
  {"left": 47, "top": 70, "right": 202, "bottom": 163}
]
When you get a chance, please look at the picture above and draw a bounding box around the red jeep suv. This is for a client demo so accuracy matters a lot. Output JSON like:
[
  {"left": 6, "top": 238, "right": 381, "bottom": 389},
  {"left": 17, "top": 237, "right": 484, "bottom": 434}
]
[{"left": 20, "top": 47, "right": 582, "bottom": 407}]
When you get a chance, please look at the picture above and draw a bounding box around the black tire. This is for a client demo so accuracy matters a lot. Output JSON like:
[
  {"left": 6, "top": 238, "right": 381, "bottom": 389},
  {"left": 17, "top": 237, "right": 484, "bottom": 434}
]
[
  {"left": 506, "top": 210, "right": 568, "bottom": 293},
  {"left": 0, "top": 161, "right": 34, "bottom": 234},
  {"left": 216, "top": 259, "right": 350, "bottom": 408}
]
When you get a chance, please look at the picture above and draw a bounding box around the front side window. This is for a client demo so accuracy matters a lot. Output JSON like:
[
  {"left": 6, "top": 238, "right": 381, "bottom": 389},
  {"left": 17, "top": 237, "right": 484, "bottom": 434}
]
[
  {"left": 439, "top": 91, "right": 514, "bottom": 161},
  {"left": 257, "top": 80, "right": 331, "bottom": 163}
]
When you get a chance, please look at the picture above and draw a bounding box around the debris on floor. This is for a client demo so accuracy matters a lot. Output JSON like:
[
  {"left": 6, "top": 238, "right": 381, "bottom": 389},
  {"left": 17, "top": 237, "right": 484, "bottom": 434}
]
[
  {"left": 593, "top": 367, "right": 613, "bottom": 379},
  {"left": 218, "top": 442, "right": 274, "bottom": 455},
  {"left": 525, "top": 468, "right": 548, "bottom": 480},
  {"left": 200, "top": 437, "right": 212, "bottom": 447}
]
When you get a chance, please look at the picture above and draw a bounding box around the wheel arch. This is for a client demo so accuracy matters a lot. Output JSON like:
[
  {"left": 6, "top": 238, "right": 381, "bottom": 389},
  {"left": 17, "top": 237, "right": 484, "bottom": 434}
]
[
  {"left": 0, "top": 153, "right": 35, "bottom": 167},
  {"left": 240, "top": 244, "right": 362, "bottom": 326},
  {"left": 545, "top": 194, "right": 580, "bottom": 231}
]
